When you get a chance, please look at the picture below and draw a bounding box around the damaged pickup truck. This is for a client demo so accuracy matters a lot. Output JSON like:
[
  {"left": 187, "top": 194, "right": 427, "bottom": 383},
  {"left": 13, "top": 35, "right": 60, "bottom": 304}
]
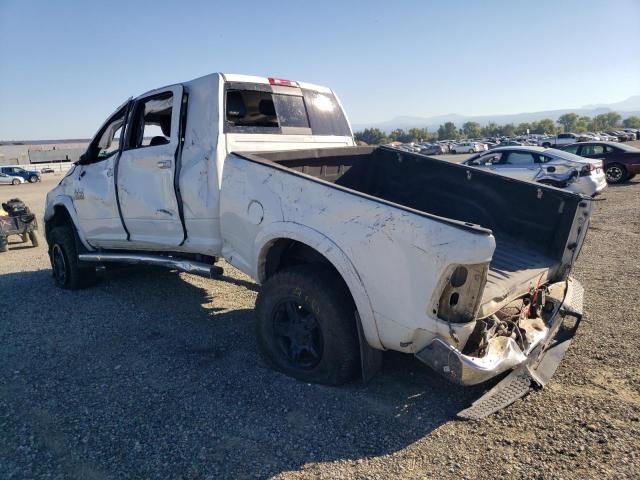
[{"left": 45, "top": 73, "right": 591, "bottom": 418}]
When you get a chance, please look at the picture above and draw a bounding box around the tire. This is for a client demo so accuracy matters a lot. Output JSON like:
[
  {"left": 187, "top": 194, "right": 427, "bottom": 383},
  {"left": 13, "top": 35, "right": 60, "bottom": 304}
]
[
  {"left": 605, "top": 163, "right": 627, "bottom": 184},
  {"left": 28, "top": 176, "right": 38, "bottom": 183},
  {"left": 0, "top": 237, "right": 7, "bottom": 253},
  {"left": 29, "top": 230, "right": 39, "bottom": 247},
  {"left": 451, "top": 150, "right": 457, "bottom": 154},
  {"left": 12, "top": 179, "right": 19, "bottom": 185},
  {"left": 542, "top": 143, "right": 551, "bottom": 148},
  {"left": 48, "top": 226, "right": 96, "bottom": 289},
  {"left": 468, "top": 149, "right": 474, "bottom": 153},
  {"left": 255, "top": 265, "right": 359, "bottom": 385}
]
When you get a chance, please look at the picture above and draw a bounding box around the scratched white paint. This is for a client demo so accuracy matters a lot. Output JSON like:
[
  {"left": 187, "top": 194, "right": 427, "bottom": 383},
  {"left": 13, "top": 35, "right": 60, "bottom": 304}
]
[{"left": 219, "top": 155, "right": 496, "bottom": 352}]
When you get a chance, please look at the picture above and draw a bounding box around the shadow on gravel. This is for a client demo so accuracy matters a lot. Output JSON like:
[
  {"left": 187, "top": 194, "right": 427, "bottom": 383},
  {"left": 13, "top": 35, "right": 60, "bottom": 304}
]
[{"left": 0, "top": 266, "right": 486, "bottom": 479}]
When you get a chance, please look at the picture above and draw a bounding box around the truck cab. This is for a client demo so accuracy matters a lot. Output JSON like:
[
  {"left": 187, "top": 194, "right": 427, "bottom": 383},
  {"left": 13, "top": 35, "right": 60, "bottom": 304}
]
[{"left": 48, "top": 73, "right": 354, "bottom": 254}]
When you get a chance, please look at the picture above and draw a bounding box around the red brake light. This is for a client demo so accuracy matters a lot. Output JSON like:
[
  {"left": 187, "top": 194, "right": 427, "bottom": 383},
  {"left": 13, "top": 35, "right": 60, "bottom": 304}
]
[{"left": 268, "top": 77, "right": 298, "bottom": 87}]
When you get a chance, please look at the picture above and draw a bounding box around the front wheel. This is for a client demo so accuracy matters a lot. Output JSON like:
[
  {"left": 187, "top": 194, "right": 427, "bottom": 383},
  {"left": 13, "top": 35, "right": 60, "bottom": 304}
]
[
  {"left": 255, "top": 265, "right": 359, "bottom": 385},
  {"left": 468, "top": 149, "right": 474, "bottom": 153},
  {"left": 28, "top": 176, "right": 38, "bottom": 183},
  {"left": 12, "top": 179, "right": 19, "bottom": 185},
  {"left": 49, "top": 226, "right": 96, "bottom": 289},
  {"left": 605, "top": 163, "right": 627, "bottom": 184}
]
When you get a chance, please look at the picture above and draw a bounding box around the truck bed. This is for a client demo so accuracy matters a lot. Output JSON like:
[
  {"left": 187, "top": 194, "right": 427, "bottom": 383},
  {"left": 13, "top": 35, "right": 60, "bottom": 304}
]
[{"left": 237, "top": 146, "right": 583, "bottom": 315}]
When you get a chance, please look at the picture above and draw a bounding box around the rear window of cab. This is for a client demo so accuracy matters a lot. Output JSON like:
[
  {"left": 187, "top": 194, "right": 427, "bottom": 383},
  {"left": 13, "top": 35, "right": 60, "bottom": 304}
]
[{"left": 224, "top": 84, "right": 351, "bottom": 137}]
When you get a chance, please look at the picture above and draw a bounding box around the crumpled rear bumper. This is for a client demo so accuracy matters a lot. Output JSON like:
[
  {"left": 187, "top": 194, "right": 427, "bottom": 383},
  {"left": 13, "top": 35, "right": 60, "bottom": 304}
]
[{"left": 415, "top": 277, "right": 584, "bottom": 387}]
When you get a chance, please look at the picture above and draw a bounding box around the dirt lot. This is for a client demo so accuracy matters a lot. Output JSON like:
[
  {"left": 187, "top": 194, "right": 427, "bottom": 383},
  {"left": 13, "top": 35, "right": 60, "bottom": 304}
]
[{"left": 1, "top": 171, "right": 639, "bottom": 479}]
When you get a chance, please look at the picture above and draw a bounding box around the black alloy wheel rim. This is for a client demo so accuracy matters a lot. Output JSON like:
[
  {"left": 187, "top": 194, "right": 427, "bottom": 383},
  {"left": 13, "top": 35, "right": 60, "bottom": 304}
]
[
  {"left": 272, "top": 299, "right": 323, "bottom": 370},
  {"left": 606, "top": 166, "right": 623, "bottom": 183},
  {"left": 52, "top": 244, "right": 67, "bottom": 285}
]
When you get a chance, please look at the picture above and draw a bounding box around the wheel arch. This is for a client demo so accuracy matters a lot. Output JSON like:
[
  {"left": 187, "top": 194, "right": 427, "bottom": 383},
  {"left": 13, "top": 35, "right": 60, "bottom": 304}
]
[
  {"left": 44, "top": 196, "right": 93, "bottom": 251},
  {"left": 255, "top": 223, "right": 383, "bottom": 350}
]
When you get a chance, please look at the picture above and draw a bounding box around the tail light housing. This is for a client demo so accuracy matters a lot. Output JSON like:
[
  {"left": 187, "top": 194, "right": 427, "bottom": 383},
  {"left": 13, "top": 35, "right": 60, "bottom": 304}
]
[{"left": 437, "top": 263, "right": 489, "bottom": 323}]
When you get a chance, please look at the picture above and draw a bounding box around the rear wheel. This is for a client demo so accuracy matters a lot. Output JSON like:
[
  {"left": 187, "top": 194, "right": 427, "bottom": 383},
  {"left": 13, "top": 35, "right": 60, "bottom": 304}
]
[
  {"left": 255, "top": 265, "right": 359, "bottom": 385},
  {"left": 49, "top": 226, "right": 96, "bottom": 289},
  {"left": 605, "top": 163, "right": 627, "bottom": 184}
]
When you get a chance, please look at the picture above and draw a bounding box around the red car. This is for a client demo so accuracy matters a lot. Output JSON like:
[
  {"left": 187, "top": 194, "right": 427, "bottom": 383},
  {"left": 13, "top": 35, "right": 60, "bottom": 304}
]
[{"left": 560, "top": 141, "right": 640, "bottom": 184}]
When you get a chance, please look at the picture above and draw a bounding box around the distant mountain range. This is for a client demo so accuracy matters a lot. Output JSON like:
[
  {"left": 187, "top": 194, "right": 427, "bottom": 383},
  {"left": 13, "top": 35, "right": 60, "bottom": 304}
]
[{"left": 352, "top": 95, "right": 640, "bottom": 132}]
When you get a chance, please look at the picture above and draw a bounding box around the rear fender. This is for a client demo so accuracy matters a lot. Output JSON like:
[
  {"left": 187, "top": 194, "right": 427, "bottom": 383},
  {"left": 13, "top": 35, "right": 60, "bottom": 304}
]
[{"left": 255, "top": 221, "right": 383, "bottom": 350}]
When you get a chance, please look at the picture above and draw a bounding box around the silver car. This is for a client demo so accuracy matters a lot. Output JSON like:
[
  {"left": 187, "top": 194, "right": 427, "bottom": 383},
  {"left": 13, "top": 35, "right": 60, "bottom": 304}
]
[
  {"left": 463, "top": 146, "right": 607, "bottom": 196},
  {"left": 0, "top": 173, "right": 25, "bottom": 186}
]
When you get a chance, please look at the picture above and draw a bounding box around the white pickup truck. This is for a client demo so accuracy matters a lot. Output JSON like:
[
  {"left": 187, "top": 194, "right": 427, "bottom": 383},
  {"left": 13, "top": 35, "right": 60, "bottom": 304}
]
[
  {"left": 45, "top": 73, "right": 591, "bottom": 418},
  {"left": 538, "top": 133, "right": 581, "bottom": 148}
]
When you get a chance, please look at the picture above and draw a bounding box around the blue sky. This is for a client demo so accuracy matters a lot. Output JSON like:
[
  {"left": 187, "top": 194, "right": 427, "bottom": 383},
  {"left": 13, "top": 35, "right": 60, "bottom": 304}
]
[{"left": 1, "top": 0, "right": 639, "bottom": 139}]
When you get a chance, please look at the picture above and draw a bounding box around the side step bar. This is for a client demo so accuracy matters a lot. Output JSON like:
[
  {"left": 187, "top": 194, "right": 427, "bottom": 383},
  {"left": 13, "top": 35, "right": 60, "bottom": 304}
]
[{"left": 78, "top": 253, "right": 224, "bottom": 278}]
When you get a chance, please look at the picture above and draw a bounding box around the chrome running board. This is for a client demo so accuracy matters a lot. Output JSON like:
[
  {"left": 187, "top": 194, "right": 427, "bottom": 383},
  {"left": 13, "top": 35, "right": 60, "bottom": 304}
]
[{"left": 78, "top": 253, "right": 223, "bottom": 278}]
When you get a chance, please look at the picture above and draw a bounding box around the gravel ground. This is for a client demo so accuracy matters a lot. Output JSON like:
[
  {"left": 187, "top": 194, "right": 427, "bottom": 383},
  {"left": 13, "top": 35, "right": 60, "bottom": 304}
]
[{"left": 1, "top": 171, "right": 639, "bottom": 479}]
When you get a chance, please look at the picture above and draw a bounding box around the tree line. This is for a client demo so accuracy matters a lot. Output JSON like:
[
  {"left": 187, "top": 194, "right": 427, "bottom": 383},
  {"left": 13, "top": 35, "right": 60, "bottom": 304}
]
[{"left": 354, "top": 113, "right": 640, "bottom": 144}]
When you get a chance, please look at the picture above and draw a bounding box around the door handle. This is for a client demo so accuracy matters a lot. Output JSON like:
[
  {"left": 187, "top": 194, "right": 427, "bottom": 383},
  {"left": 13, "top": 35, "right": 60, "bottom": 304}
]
[{"left": 157, "top": 160, "right": 172, "bottom": 169}]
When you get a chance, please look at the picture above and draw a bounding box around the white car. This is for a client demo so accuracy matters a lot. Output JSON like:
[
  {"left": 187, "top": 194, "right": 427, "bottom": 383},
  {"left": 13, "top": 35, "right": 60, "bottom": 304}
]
[
  {"left": 0, "top": 173, "right": 25, "bottom": 185},
  {"left": 464, "top": 146, "right": 607, "bottom": 196},
  {"left": 451, "top": 141, "right": 485, "bottom": 154}
]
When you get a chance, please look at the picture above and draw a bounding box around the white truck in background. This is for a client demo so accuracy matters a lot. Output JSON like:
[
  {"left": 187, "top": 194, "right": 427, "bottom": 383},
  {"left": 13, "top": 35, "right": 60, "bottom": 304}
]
[
  {"left": 45, "top": 73, "right": 591, "bottom": 418},
  {"left": 538, "top": 133, "right": 582, "bottom": 147}
]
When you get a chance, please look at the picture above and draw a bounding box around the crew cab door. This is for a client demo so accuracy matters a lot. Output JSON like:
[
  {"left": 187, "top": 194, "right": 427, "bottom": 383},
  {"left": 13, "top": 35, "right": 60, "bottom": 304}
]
[
  {"left": 117, "top": 85, "right": 185, "bottom": 246},
  {"left": 73, "top": 102, "right": 129, "bottom": 245}
]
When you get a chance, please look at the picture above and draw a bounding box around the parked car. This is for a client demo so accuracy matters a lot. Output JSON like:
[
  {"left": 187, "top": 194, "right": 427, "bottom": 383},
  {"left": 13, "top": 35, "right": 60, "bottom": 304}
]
[
  {"left": 450, "top": 141, "right": 485, "bottom": 153},
  {"left": 607, "top": 131, "right": 632, "bottom": 142},
  {"left": 40, "top": 167, "right": 56, "bottom": 174},
  {"left": 538, "top": 133, "right": 580, "bottom": 148},
  {"left": 622, "top": 128, "right": 640, "bottom": 140},
  {"left": 463, "top": 146, "right": 607, "bottom": 196},
  {"left": 0, "top": 166, "right": 41, "bottom": 183},
  {"left": 0, "top": 173, "right": 25, "bottom": 185},
  {"left": 44, "top": 72, "right": 590, "bottom": 418},
  {"left": 559, "top": 141, "right": 640, "bottom": 184},
  {"left": 420, "top": 144, "right": 445, "bottom": 155}
]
